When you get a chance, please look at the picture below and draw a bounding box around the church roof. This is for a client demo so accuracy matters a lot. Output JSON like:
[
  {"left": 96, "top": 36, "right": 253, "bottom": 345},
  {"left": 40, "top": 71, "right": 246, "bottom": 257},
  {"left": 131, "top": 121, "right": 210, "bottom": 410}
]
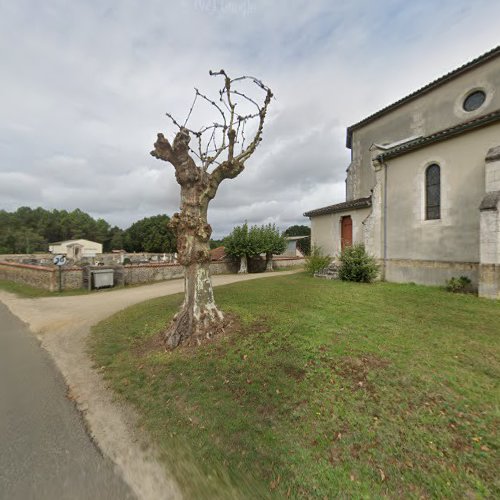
[
  {"left": 346, "top": 45, "right": 500, "bottom": 148},
  {"left": 304, "top": 196, "right": 371, "bottom": 218},
  {"left": 376, "top": 109, "right": 500, "bottom": 161}
]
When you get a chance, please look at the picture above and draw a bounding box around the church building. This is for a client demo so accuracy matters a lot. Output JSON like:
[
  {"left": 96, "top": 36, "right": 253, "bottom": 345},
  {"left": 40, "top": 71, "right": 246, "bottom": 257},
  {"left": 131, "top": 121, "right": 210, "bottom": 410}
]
[{"left": 304, "top": 46, "right": 500, "bottom": 298}]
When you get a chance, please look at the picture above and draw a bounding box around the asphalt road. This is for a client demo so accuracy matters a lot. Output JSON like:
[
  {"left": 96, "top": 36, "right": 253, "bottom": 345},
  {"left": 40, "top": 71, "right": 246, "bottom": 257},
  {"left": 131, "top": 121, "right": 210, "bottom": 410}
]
[{"left": 0, "top": 302, "right": 135, "bottom": 500}]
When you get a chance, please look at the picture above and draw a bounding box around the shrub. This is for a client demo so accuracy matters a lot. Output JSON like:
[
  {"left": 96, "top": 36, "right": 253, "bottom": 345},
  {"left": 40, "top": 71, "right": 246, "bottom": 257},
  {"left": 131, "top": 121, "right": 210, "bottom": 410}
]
[
  {"left": 338, "top": 244, "right": 379, "bottom": 283},
  {"left": 123, "top": 257, "right": 132, "bottom": 265},
  {"left": 304, "top": 246, "right": 331, "bottom": 276},
  {"left": 446, "top": 275, "right": 472, "bottom": 293}
]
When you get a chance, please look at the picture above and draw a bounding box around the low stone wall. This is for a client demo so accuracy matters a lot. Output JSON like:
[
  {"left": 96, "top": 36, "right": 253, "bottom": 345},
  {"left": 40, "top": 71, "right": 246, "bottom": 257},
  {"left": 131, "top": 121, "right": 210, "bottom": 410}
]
[
  {"left": 0, "top": 257, "right": 303, "bottom": 291},
  {"left": 384, "top": 259, "right": 479, "bottom": 288},
  {"left": 0, "top": 261, "right": 83, "bottom": 291},
  {"left": 209, "top": 260, "right": 240, "bottom": 275},
  {"left": 247, "top": 256, "right": 305, "bottom": 273},
  {"left": 61, "top": 267, "right": 85, "bottom": 290},
  {"left": 273, "top": 257, "right": 305, "bottom": 269},
  {"left": 479, "top": 263, "right": 500, "bottom": 299},
  {"left": 0, "top": 261, "right": 56, "bottom": 291},
  {"left": 0, "top": 253, "right": 53, "bottom": 264},
  {"left": 122, "top": 260, "right": 239, "bottom": 285},
  {"left": 122, "top": 263, "right": 184, "bottom": 285}
]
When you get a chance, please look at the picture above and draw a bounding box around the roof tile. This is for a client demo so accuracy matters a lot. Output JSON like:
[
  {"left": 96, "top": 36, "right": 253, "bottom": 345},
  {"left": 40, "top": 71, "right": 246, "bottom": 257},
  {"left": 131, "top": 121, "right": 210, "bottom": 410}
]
[{"left": 304, "top": 196, "right": 371, "bottom": 217}]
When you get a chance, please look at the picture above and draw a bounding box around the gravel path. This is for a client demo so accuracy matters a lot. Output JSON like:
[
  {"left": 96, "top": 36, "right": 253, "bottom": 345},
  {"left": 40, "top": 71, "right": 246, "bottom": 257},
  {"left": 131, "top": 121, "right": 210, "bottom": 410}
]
[{"left": 0, "top": 270, "right": 299, "bottom": 500}]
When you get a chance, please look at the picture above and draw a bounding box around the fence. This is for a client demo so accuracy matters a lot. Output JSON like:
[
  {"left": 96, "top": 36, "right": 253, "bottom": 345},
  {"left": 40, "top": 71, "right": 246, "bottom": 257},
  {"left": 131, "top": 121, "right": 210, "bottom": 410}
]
[{"left": 0, "top": 257, "right": 304, "bottom": 292}]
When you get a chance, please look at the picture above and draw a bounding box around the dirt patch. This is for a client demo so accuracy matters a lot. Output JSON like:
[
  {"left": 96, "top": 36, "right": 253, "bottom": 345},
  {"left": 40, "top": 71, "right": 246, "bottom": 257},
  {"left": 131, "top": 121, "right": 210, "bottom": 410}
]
[
  {"left": 281, "top": 363, "right": 306, "bottom": 382},
  {"left": 134, "top": 331, "right": 166, "bottom": 357},
  {"left": 332, "top": 354, "right": 390, "bottom": 393},
  {"left": 134, "top": 313, "right": 245, "bottom": 358}
]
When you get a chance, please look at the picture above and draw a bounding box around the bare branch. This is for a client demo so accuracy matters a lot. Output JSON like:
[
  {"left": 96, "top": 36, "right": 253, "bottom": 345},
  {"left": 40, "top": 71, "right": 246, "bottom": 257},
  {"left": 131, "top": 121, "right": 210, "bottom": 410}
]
[
  {"left": 154, "top": 70, "right": 272, "bottom": 192},
  {"left": 209, "top": 69, "right": 228, "bottom": 78},
  {"left": 205, "top": 71, "right": 272, "bottom": 191},
  {"left": 166, "top": 112, "right": 184, "bottom": 130},
  {"left": 230, "top": 89, "right": 261, "bottom": 112},
  {"left": 196, "top": 132, "right": 203, "bottom": 163},
  {"left": 203, "top": 127, "right": 217, "bottom": 169},
  {"left": 188, "top": 147, "right": 202, "bottom": 162},
  {"left": 230, "top": 75, "right": 270, "bottom": 93},
  {"left": 195, "top": 88, "right": 227, "bottom": 129},
  {"left": 240, "top": 119, "right": 247, "bottom": 152},
  {"left": 183, "top": 92, "right": 198, "bottom": 127},
  {"left": 198, "top": 122, "right": 225, "bottom": 135},
  {"left": 235, "top": 87, "right": 273, "bottom": 163}
]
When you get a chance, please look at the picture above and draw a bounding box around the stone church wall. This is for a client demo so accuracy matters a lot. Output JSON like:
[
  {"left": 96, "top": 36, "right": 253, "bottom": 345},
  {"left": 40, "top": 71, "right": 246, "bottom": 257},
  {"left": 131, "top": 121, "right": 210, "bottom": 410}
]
[{"left": 346, "top": 56, "right": 500, "bottom": 201}]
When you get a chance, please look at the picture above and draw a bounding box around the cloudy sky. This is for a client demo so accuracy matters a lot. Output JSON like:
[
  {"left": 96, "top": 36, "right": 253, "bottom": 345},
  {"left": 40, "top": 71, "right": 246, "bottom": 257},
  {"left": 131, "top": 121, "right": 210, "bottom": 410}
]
[{"left": 1, "top": 0, "right": 499, "bottom": 237}]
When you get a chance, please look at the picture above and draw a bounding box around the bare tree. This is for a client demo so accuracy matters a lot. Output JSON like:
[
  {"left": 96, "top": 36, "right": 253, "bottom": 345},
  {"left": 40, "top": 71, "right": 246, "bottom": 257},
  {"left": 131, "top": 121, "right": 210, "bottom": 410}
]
[{"left": 150, "top": 70, "right": 272, "bottom": 348}]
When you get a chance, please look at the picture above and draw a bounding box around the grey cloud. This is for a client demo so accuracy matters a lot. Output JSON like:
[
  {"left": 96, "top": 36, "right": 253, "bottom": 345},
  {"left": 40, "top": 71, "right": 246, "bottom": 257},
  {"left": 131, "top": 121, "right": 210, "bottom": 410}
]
[
  {"left": 0, "top": 172, "right": 43, "bottom": 206},
  {"left": 1, "top": 0, "right": 500, "bottom": 238}
]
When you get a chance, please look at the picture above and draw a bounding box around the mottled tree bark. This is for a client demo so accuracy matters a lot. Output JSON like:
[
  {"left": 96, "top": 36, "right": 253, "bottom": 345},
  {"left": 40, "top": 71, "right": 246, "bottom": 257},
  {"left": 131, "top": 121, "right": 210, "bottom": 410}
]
[
  {"left": 151, "top": 71, "right": 272, "bottom": 348},
  {"left": 238, "top": 254, "right": 248, "bottom": 274},
  {"left": 165, "top": 184, "right": 224, "bottom": 346},
  {"left": 265, "top": 252, "right": 274, "bottom": 272}
]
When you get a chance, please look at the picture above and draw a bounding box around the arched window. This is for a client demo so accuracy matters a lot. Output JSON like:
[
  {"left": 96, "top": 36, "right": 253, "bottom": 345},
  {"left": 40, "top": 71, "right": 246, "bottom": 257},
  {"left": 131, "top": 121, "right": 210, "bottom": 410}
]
[{"left": 425, "top": 164, "right": 440, "bottom": 220}]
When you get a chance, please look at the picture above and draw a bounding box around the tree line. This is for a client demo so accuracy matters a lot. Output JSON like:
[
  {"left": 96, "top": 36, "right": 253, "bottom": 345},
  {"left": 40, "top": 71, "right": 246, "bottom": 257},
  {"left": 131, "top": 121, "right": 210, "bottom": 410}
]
[
  {"left": 0, "top": 207, "right": 176, "bottom": 254},
  {"left": 0, "top": 207, "right": 310, "bottom": 257}
]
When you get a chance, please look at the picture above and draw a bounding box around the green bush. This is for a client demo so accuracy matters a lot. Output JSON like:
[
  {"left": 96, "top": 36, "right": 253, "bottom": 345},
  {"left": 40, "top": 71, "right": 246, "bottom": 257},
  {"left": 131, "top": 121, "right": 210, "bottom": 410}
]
[
  {"left": 446, "top": 275, "right": 472, "bottom": 293},
  {"left": 338, "top": 244, "right": 379, "bottom": 283},
  {"left": 304, "top": 246, "right": 331, "bottom": 276},
  {"left": 123, "top": 257, "right": 132, "bottom": 265}
]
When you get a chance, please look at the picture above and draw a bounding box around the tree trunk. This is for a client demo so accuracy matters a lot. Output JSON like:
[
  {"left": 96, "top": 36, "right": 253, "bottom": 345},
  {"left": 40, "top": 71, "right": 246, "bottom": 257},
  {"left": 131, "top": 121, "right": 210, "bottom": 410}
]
[
  {"left": 164, "top": 181, "right": 225, "bottom": 348},
  {"left": 164, "top": 259, "right": 224, "bottom": 347},
  {"left": 265, "top": 252, "right": 273, "bottom": 272},
  {"left": 238, "top": 254, "right": 248, "bottom": 274}
]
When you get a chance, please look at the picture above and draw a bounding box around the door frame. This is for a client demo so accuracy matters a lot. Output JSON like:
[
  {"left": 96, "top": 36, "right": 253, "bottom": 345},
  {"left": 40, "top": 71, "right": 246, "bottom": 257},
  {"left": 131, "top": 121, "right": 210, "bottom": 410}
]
[{"left": 340, "top": 215, "right": 353, "bottom": 251}]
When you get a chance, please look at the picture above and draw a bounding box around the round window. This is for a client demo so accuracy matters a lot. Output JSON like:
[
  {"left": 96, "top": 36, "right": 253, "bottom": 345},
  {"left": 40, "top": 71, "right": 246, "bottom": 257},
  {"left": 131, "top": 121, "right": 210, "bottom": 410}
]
[{"left": 463, "top": 90, "right": 486, "bottom": 112}]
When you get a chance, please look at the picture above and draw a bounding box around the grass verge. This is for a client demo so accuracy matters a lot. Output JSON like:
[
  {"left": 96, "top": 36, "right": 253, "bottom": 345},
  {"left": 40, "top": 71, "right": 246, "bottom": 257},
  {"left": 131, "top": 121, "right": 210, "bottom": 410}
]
[
  {"left": 0, "top": 278, "right": 167, "bottom": 298},
  {"left": 0, "top": 279, "right": 92, "bottom": 298},
  {"left": 89, "top": 273, "right": 499, "bottom": 498}
]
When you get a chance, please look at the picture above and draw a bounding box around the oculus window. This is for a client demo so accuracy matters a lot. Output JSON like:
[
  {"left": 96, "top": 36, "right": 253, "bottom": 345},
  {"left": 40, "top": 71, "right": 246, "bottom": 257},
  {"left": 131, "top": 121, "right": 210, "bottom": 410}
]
[
  {"left": 463, "top": 90, "right": 486, "bottom": 112},
  {"left": 425, "top": 164, "right": 440, "bottom": 220}
]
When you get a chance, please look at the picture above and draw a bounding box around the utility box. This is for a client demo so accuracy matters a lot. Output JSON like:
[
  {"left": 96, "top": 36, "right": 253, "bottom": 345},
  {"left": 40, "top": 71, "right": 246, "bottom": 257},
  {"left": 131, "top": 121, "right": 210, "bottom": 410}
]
[{"left": 92, "top": 268, "right": 114, "bottom": 289}]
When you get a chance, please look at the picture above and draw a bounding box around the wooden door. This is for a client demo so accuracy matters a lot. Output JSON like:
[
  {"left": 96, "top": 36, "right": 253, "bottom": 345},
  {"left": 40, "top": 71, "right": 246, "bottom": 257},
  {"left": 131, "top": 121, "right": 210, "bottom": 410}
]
[{"left": 341, "top": 216, "right": 352, "bottom": 251}]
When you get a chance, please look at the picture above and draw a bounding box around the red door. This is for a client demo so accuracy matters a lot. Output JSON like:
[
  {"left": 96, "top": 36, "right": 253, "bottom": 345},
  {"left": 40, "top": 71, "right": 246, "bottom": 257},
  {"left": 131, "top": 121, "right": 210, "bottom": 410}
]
[{"left": 341, "top": 216, "right": 352, "bottom": 251}]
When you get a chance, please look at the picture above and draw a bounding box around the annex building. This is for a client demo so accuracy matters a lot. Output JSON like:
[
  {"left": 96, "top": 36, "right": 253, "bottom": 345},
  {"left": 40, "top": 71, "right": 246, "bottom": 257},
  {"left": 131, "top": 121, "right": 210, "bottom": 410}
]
[{"left": 305, "top": 46, "right": 500, "bottom": 298}]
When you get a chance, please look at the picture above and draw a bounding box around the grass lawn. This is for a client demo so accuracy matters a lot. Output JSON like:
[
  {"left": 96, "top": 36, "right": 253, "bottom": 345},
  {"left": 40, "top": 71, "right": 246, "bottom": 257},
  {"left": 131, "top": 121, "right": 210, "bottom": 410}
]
[
  {"left": 0, "top": 278, "right": 160, "bottom": 298},
  {"left": 89, "top": 273, "right": 499, "bottom": 499},
  {"left": 0, "top": 279, "right": 92, "bottom": 298}
]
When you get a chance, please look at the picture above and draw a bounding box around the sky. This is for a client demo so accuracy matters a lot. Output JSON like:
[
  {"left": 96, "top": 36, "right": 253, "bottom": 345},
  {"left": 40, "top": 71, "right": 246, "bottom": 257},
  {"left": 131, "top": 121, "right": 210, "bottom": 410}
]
[{"left": 1, "top": 0, "right": 499, "bottom": 238}]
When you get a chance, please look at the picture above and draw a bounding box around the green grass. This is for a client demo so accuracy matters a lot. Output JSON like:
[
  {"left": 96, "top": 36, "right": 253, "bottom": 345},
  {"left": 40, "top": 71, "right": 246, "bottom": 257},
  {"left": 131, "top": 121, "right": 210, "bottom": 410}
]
[
  {"left": 89, "top": 274, "right": 500, "bottom": 499},
  {"left": 0, "top": 279, "right": 92, "bottom": 298},
  {"left": 0, "top": 278, "right": 169, "bottom": 298}
]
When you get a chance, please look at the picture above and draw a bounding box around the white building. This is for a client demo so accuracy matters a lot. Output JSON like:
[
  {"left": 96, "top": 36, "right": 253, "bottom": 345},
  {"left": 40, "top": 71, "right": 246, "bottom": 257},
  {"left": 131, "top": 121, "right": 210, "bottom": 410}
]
[
  {"left": 49, "top": 239, "right": 103, "bottom": 259},
  {"left": 305, "top": 46, "right": 500, "bottom": 298}
]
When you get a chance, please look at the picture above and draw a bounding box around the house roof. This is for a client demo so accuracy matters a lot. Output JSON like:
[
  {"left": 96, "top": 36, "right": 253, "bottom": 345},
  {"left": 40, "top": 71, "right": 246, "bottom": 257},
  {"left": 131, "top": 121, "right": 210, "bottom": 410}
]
[
  {"left": 304, "top": 196, "right": 371, "bottom": 218},
  {"left": 49, "top": 239, "right": 101, "bottom": 246},
  {"left": 346, "top": 45, "right": 500, "bottom": 148},
  {"left": 210, "top": 246, "right": 227, "bottom": 261},
  {"left": 376, "top": 109, "right": 500, "bottom": 162}
]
